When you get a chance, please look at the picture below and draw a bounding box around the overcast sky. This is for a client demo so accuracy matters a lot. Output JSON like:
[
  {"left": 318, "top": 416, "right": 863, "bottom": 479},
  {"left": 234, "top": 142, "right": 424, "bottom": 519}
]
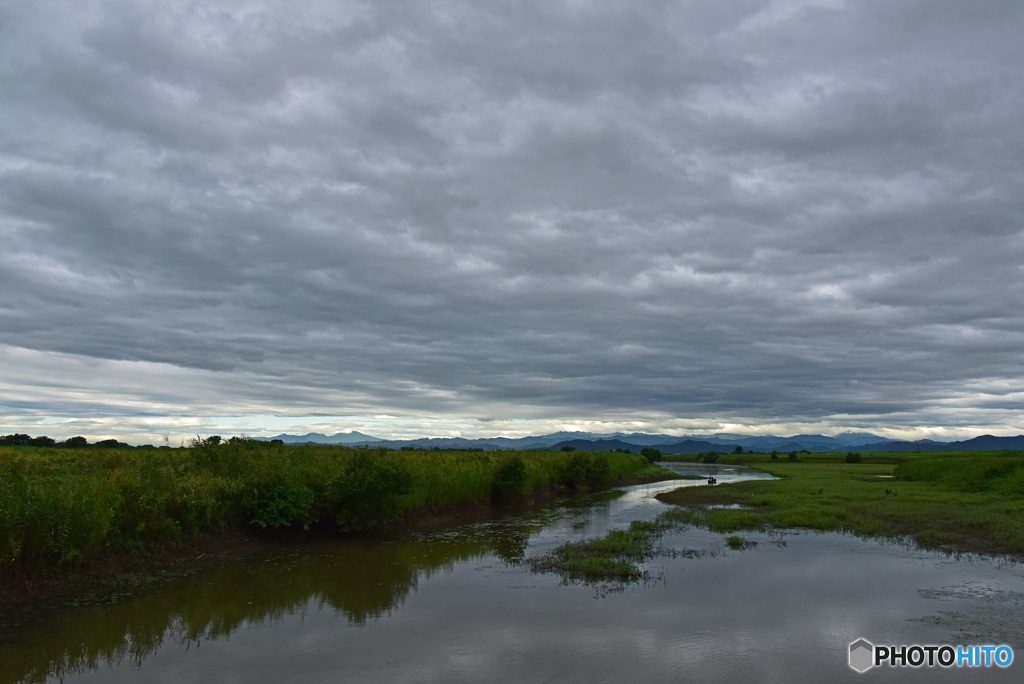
[{"left": 2, "top": 0, "right": 1023, "bottom": 444}]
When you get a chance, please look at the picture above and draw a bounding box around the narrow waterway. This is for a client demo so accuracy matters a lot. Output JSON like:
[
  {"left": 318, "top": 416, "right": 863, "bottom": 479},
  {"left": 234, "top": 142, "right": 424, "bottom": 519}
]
[{"left": 1, "top": 464, "right": 1021, "bottom": 683}]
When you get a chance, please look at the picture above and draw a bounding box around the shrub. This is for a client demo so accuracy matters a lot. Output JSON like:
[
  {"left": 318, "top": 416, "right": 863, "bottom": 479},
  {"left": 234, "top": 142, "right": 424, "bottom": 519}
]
[
  {"left": 491, "top": 456, "right": 528, "bottom": 501},
  {"left": 558, "top": 453, "right": 612, "bottom": 488},
  {"left": 330, "top": 451, "right": 413, "bottom": 530},
  {"left": 640, "top": 447, "right": 662, "bottom": 463},
  {"left": 247, "top": 478, "right": 315, "bottom": 529}
]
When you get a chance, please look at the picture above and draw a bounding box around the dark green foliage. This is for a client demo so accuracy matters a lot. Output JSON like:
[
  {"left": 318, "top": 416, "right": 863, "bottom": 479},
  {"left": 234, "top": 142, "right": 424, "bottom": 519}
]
[
  {"left": 701, "top": 451, "right": 720, "bottom": 464},
  {"left": 558, "top": 453, "right": 612, "bottom": 487},
  {"left": 330, "top": 451, "right": 414, "bottom": 530},
  {"left": 247, "top": 478, "right": 315, "bottom": 529},
  {"left": 788, "top": 451, "right": 799, "bottom": 461},
  {"left": 0, "top": 444, "right": 657, "bottom": 584},
  {"left": 845, "top": 452, "right": 862, "bottom": 463},
  {"left": 491, "top": 455, "right": 527, "bottom": 500},
  {"left": 640, "top": 447, "right": 662, "bottom": 462},
  {"left": 1, "top": 434, "right": 86, "bottom": 448}
]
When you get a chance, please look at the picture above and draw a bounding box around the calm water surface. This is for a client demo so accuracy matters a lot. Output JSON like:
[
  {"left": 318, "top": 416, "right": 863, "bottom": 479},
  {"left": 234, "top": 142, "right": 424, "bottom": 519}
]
[{"left": 2, "top": 464, "right": 1022, "bottom": 683}]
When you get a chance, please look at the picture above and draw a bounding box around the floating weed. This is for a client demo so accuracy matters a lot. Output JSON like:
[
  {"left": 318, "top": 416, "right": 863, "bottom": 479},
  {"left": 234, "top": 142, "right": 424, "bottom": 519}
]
[
  {"left": 661, "top": 547, "right": 708, "bottom": 560},
  {"left": 528, "top": 510, "right": 713, "bottom": 591},
  {"left": 725, "top": 535, "right": 758, "bottom": 551}
]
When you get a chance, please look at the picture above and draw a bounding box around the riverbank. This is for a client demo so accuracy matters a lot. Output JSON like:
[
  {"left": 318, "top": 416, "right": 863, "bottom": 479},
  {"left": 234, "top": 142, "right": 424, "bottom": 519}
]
[
  {"left": 0, "top": 443, "right": 678, "bottom": 610},
  {"left": 655, "top": 451, "right": 1024, "bottom": 556}
]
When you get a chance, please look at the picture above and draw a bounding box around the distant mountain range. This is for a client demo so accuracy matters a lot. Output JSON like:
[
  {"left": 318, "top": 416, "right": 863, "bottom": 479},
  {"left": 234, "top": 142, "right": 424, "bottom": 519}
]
[
  {"left": 259, "top": 431, "right": 1024, "bottom": 454},
  {"left": 263, "top": 431, "right": 384, "bottom": 445}
]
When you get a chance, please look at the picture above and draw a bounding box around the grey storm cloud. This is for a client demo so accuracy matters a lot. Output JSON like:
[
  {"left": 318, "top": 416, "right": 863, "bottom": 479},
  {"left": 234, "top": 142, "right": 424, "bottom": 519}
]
[{"left": 1, "top": 0, "right": 1023, "bottom": 441}]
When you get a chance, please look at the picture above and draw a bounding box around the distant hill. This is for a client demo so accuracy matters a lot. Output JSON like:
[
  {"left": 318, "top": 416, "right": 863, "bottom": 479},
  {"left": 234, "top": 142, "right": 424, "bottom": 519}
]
[
  {"left": 548, "top": 438, "right": 642, "bottom": 453},
  {"left": 256, "top": 431, "right": 1024, "bottom": 454},
  {"left": 657, "top": 439, "right": 737, "bottom": 455},
  {"left": 262, "top": 431, "right": 383, "bottom": 445},
  {"left": 857, "top": 435, "right": 1024, "bottom": 453}
]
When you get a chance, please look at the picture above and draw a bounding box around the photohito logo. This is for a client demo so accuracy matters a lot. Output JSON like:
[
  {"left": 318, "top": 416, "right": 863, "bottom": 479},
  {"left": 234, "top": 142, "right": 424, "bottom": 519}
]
[{"left": 849, "top": 638, "right": 1013, "bottom": 672}]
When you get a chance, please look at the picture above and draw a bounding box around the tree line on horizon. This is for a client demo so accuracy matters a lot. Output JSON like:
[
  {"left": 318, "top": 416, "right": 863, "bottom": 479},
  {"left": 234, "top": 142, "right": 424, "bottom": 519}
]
[{"left": 0, "top": 433, "right": 133, "bottom": 449}]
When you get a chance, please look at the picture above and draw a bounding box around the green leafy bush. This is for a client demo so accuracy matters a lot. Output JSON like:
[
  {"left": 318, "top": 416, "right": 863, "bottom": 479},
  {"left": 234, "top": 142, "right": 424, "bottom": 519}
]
[
  {"left": 558, "top": 453, "right": 612, "bottom": 487},
  {"left": 247, "top": 478, "right": 315, "bottom": 529},
  {"left": 330, "top": 451, "right": 414, "bottom": 530},
  {"left": 491, "top": 455, "right": 528, "bottom": 500}
]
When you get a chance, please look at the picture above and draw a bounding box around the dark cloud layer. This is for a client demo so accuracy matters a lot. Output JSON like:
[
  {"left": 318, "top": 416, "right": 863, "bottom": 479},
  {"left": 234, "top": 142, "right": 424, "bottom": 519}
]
[{"left": 2, "top": 1, "right": 1023, "bottom": 441}]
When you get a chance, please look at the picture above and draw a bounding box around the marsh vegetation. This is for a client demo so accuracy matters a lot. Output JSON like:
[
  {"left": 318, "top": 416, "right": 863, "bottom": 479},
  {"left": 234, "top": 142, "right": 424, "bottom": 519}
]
[
  {"left": 0, "top": 440, "right": 672, "bottom": 607},
  {"left": 656, "top": 451, "right": 1024, "bottom": 555},
  {"left": 3, "top": 462, "right": 1022, "bottom": 682}
]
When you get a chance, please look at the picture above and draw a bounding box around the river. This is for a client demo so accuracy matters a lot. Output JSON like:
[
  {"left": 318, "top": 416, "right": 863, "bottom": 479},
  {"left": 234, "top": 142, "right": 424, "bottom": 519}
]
[{"left": 1, "top": 464, "right": 1021, "bottom": 682}]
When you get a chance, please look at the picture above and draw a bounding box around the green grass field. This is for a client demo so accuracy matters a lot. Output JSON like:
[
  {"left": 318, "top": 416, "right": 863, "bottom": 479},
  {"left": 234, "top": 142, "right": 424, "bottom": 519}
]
[{"left": 656, "top": 451, "right": 1024, "bottom": 555}]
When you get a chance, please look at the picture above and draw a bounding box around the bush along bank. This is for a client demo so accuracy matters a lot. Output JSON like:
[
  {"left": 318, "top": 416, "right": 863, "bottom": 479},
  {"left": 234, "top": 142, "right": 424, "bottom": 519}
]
[{"left": 0, "top": 441, "right": 673, "bottom": 605}]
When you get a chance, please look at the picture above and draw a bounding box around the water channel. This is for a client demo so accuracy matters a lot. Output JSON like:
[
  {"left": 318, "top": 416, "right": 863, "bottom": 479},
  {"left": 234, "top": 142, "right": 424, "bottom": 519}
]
[{"left": 1, "top": 464, "right": 1022, "bottom": 682}]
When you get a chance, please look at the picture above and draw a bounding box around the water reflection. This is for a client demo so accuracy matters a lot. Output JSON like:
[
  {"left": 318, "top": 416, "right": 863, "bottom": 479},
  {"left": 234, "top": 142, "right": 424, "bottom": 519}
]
[
  {"left": 0, "top": 469, "right": 763, "bottom": 684},
  {"left": 5, "top": 467, "right": 1020, "bottom": 683},
  {"left": 0, "top": 516, "right": 543, "bottom": 684}
]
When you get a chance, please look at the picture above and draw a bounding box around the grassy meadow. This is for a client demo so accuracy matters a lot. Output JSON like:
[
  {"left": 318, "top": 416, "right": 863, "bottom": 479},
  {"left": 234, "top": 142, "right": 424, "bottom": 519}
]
[
  {"left": 657, "top": 451, "right": 1024, "bottom": 555},
  {"left": 0, "top": 441, "right": 666, "bottom": 603}
]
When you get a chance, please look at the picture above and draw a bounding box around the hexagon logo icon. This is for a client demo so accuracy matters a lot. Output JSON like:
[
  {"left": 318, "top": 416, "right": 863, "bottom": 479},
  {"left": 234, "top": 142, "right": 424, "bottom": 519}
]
[{"left": 849, "top": 638, "right": 875, "bottom": 672}]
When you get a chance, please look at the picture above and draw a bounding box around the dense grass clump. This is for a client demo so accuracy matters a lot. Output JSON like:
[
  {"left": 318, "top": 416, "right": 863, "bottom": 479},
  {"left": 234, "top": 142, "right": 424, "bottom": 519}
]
[
  {"left": 0, "top": 442, "right": 658, "bottom": 588},
  {"left": 530, "top": 519, "right": 667, "bottom": 585}
]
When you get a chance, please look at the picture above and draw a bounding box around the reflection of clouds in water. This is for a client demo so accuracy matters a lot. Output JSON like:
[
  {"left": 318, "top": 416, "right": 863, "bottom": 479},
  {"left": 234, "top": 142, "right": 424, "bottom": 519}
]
[
  {"left": 0, "top": 527, "right": 536, "bottom": 684},
  {"left": 914, "top": 585, "right": 1024, "bottom": 648},
  {"left": 5, "top": 483, "right": 1024, "bottom": 683}
]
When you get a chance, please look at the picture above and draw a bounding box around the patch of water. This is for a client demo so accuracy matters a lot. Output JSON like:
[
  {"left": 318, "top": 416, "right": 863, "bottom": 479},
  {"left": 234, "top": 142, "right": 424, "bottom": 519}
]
[{"left": 1, "top": 467, "right": 1021, "bottom": 683}]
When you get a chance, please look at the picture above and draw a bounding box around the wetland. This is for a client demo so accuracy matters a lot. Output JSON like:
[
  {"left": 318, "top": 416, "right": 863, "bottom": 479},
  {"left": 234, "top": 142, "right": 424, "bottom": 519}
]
[{"left": 2, "top": 462, "right": 1022, "bottom": 683}]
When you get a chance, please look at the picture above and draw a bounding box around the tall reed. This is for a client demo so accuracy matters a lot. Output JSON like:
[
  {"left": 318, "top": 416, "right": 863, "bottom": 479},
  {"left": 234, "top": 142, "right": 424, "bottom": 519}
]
[{"left": 0, "top": 443, "right": 649, "bottom": 577}]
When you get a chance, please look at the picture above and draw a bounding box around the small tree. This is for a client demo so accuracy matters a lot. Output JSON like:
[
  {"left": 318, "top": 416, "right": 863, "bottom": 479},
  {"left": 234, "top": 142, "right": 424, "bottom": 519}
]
[
  {"left": 733, "top": 445, "right": 744, "bottom": 454},
  {"left": 787, "top": 451, "right": 798, "bottom": 462},
  {"left": 641, "top": 447, "right": 662, "bottom": 463},
  {"left": 845, "top": 452, "right": 862, "bottom": 463}
]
